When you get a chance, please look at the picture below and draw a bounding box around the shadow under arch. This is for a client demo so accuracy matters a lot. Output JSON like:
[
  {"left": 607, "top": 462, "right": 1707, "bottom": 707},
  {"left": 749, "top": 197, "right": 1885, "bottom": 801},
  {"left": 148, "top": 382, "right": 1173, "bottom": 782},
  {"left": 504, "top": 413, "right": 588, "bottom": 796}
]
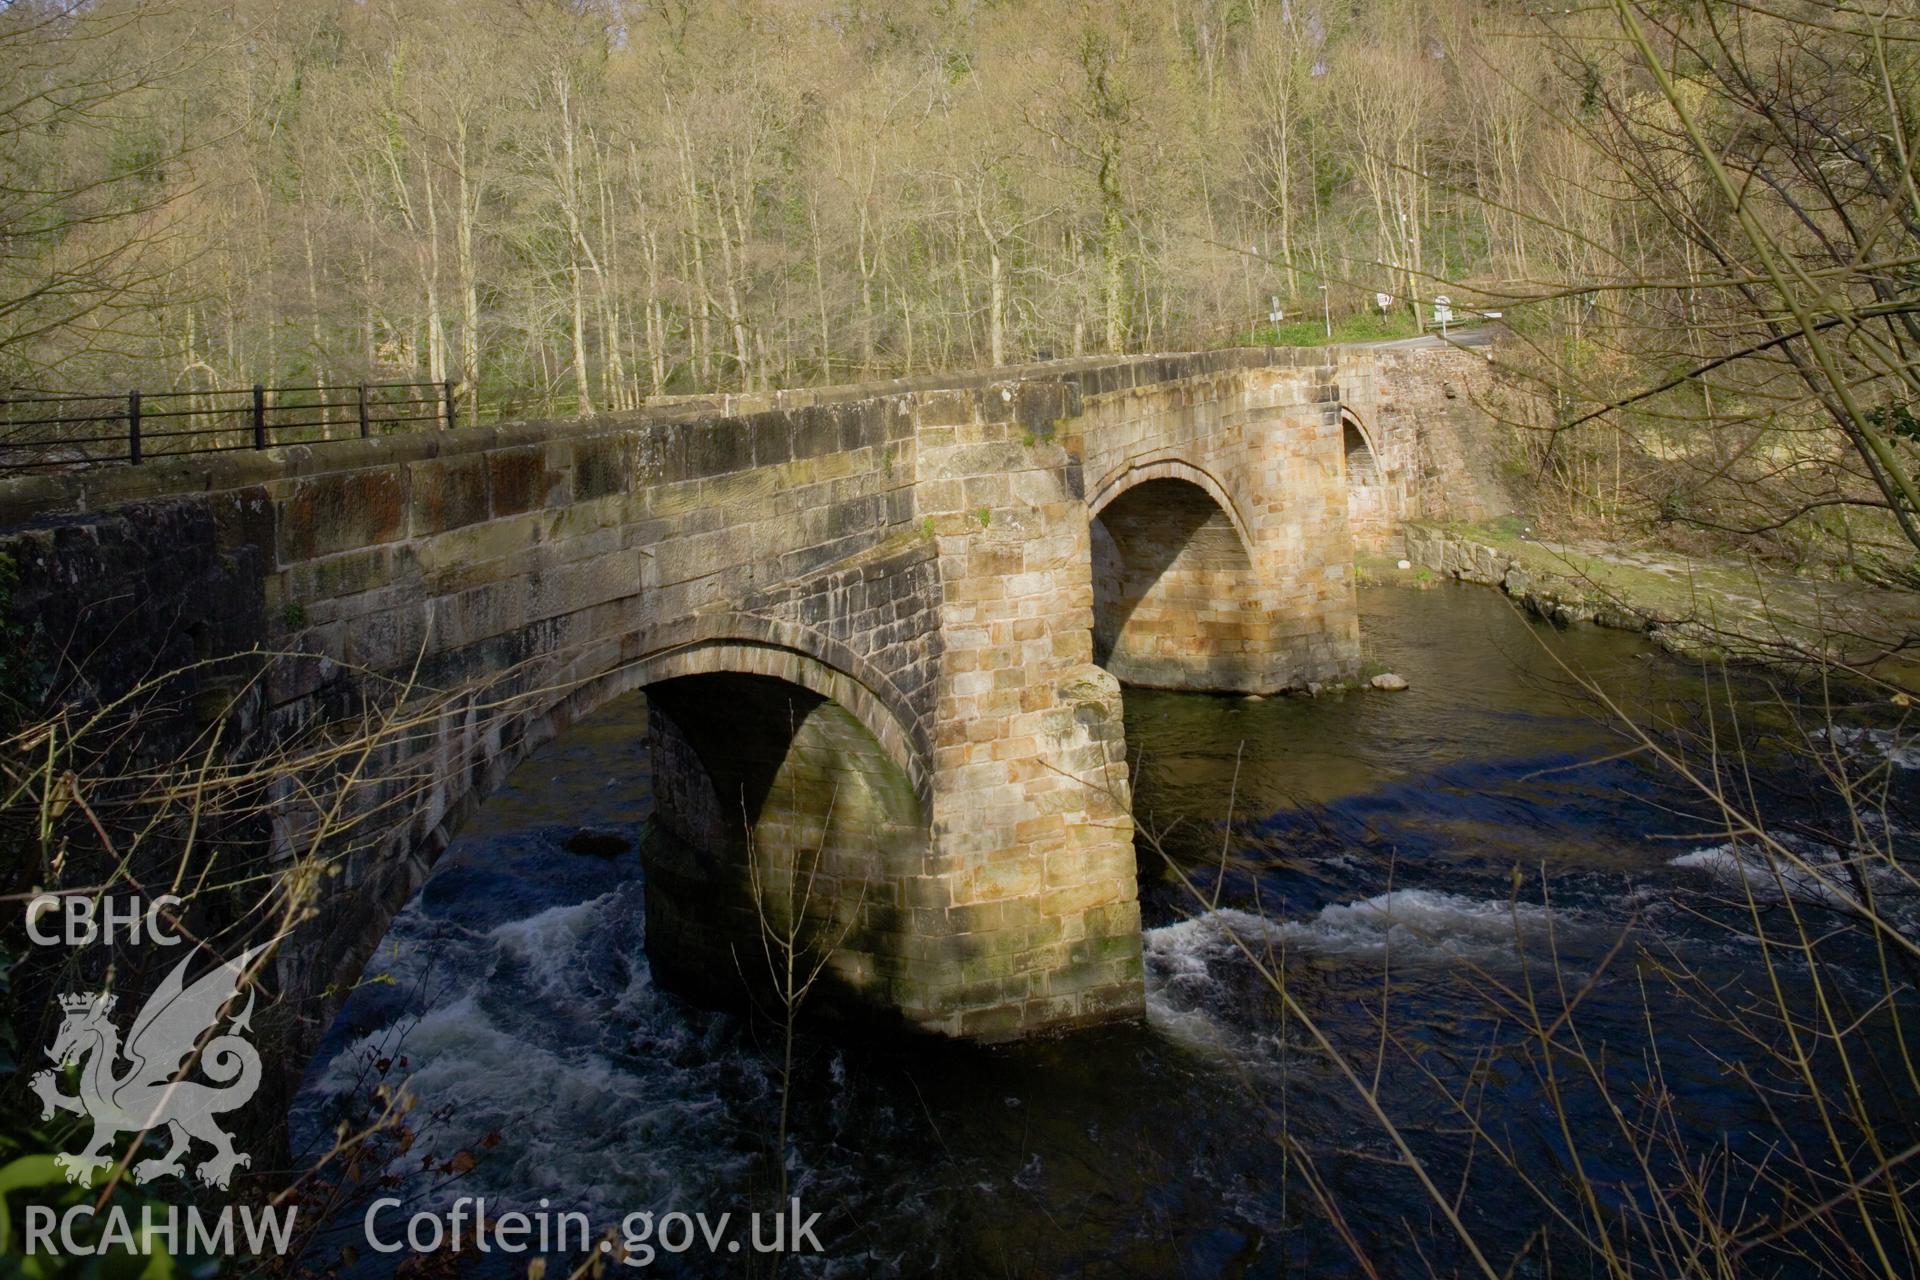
[
  {"left": 1088, "top": 471, "right": 1261, "bottom": 686},
  {"left": 1088, "top": 456, "right": 1256, "bottom": 557},
  {"left": 549, "top": 611, "right": 930, "bottom": 805},
  {"left": 636, "top": 661, "right": 929, "bottom": 1020},
  {"left": 1340, "top": 407, "right": 1382, "bottom": 484},
  {"left": 1339, "top": 406, "right": 1391, "bottom": 546}
]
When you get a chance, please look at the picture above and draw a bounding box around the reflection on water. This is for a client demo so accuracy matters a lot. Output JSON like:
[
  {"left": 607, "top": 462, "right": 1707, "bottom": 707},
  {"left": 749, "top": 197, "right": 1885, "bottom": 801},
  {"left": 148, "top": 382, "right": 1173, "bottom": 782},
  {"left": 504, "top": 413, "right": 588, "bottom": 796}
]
[{"left": 291, "top": 582, "right": 1918, "bottom": 1277}]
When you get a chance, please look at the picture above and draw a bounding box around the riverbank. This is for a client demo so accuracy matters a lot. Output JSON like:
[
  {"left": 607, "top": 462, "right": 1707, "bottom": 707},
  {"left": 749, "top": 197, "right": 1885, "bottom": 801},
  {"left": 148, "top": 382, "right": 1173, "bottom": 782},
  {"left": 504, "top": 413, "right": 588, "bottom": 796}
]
[{"left": 1375, "top": 519, "right": 1920, "bottom": 685}]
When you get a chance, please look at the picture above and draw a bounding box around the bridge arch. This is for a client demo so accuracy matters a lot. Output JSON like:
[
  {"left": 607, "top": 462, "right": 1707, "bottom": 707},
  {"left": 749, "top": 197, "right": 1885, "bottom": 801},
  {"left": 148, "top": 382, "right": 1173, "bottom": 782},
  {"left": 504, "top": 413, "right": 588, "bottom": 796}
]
[
  {"left": 1340, "top": 407, "right": 1392, "bottom": 550},
  {"left": 633, "top": 654, "right": 928, "bottom": 1018},
  {"left": 483, "top": 609, "right": 929, "bottom": 806},
  {"left": 634, "top": 645, "right": 920, "bottom": 788},
  {"left": 308, "top": 612, "right": 930, "bottom": 1033},
  {"left": 1088, "top": 463, "right": 1273, "bottom": 692},
  {"left": 603, "top": 616, "right": 928, "bottom": 802}
]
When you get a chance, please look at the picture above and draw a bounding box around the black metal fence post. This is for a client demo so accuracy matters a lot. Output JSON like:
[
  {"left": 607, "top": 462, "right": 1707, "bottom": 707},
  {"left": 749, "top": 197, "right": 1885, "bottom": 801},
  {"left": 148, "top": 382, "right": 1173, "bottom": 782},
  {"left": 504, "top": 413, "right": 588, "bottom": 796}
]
[
  {"left": 252, "top": 384, "right": 267, "bottom": 449},
  {"left": 358, "top": 382, "right": 371, "bottom": 438},
  {"left": 443, "top": 378, "right": 456, "bottom": 431},
  {"left": 128, "top": 390, "right": 141, "bottom": 465}
]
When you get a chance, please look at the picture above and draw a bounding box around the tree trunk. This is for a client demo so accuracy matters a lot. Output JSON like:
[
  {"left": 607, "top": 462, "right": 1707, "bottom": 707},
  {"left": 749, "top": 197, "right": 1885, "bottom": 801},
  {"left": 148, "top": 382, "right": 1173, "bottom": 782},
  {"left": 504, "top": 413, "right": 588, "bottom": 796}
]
[{"left": 454, "top": 118, "right": 481, "bottom": 426}]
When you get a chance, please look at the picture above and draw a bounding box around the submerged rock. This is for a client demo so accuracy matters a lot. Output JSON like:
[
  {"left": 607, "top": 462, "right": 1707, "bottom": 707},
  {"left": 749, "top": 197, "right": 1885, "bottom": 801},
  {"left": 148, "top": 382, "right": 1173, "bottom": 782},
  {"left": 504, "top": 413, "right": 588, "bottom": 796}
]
[
  {"left": 564, "top": 828, "right": 632, "bottom": 858},
  {"left": 1370, "top": 672, "right": 1410, "bottom": 691}
]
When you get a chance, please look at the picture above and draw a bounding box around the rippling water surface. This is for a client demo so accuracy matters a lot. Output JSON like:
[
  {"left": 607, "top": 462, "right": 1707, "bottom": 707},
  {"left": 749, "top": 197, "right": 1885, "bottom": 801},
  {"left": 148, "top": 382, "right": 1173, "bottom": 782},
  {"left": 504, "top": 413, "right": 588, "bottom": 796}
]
[{"left": 291, "top": 583, "right": 1919, "bottom": 1277}]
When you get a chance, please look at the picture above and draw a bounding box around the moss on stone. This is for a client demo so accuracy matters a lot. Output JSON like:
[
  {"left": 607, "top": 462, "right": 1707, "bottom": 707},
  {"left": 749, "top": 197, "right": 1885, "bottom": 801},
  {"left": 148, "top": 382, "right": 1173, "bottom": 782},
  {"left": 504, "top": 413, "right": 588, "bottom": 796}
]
[{"left": 1409, "top": 519, "right": 1920, "bottom": 683}]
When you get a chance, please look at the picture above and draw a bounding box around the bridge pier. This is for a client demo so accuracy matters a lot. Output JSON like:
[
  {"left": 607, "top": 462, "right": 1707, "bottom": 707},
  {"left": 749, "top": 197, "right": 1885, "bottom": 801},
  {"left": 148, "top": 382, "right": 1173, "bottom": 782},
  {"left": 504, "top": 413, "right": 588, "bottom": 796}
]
[
  {"left": 910, "top": 380, "right": 1144, "bottom": 1036},
  {"left": 638, "top": 381, "right": 1144, "bottom": 1038}
]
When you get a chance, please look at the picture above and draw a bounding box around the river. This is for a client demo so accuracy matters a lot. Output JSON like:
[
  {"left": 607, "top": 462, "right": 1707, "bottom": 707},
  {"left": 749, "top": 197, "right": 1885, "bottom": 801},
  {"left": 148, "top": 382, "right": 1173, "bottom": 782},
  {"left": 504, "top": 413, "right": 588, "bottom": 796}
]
[{"left": 290, "top": 582, "right": 1919, "bottom": 1277}]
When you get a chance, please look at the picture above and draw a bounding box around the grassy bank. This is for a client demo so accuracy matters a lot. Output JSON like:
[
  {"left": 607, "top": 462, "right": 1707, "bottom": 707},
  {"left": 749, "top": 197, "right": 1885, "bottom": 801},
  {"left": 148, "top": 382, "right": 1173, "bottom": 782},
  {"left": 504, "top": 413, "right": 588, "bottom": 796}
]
[{"left": 1230, "top": 310, "right": 1423, "bottom": 348}]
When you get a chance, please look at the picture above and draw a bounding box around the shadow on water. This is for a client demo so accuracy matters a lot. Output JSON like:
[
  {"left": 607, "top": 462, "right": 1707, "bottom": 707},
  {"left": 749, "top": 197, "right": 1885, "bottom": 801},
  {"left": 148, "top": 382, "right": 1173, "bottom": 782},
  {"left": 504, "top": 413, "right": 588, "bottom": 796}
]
[{"left": 290, "top": 581, "right": 1919, "bottom": 1278}]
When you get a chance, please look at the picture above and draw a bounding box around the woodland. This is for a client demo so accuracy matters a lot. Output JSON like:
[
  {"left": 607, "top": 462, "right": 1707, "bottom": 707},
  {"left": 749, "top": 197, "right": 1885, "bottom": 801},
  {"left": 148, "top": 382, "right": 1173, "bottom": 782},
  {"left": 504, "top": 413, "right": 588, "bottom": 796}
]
[
  {"left": 0, "top": 0, "right": 1690, "bottom": 407},
  {"left": 5, "top": 0, "right": 1920, "bottom": 561}
]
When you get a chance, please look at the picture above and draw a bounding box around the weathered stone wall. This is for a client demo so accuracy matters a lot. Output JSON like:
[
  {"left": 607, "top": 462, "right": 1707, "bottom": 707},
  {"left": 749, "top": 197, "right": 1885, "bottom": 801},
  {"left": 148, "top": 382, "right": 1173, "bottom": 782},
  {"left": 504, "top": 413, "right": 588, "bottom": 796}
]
[
  {"left": 1336, "top": 343, "right": 1510, "bottom": 536},
  {"left": 2, "top": 498, "right": 271, "bottom": 730},
  {"left": 0, "top": 393, "right": 949, "bottom": 1052},
  {"left": 0, "top": 344, "right": 1472, "bottom": 1050},
  {"left": 1403, "top": 523, "right": 1647, "bottom": 633},
  {"left": 0, "top": 499, "right": 286, "bottom": 1125}
]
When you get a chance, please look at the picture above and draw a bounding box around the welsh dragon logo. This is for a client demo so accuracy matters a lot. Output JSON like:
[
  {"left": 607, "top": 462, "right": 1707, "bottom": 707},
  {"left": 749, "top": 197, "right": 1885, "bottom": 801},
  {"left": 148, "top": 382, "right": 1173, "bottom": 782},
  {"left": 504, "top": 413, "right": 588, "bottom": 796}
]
[{"left": 31, "top": 946, "right": 263, "bottom": 1190}]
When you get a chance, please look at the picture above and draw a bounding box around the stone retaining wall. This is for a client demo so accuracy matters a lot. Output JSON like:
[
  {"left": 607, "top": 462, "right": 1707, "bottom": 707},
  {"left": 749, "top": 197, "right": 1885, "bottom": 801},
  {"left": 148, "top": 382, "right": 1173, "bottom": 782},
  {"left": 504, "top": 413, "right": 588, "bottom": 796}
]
[{"left": 1404, "top": 523, "right": 1657, "bottom": 633}]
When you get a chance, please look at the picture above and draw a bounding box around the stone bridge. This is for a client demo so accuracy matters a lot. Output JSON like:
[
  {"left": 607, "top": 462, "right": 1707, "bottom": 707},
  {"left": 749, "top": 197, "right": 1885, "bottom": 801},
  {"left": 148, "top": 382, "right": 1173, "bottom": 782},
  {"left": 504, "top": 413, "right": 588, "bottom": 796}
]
[{"left": 0, "top": 343, "right": 1494, "bottom": 1042}]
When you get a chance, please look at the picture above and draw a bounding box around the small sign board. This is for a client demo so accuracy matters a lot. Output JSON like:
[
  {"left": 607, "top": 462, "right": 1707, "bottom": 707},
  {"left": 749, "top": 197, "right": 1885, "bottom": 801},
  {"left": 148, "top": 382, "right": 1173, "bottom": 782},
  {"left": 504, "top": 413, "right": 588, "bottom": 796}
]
[
  {"left": 1432, "top": 295, "right": 1453, "bottom": 326},
  {"left": 1376, "top": 292, "right": 1394, "bottom": 312}
]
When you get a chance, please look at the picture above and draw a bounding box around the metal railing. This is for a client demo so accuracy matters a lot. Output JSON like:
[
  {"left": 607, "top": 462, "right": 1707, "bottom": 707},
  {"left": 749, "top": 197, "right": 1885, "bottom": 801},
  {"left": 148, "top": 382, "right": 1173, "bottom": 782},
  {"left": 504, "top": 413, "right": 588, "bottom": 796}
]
[{"left": 0, "top": 380, "right": 460, "bottom": 473}]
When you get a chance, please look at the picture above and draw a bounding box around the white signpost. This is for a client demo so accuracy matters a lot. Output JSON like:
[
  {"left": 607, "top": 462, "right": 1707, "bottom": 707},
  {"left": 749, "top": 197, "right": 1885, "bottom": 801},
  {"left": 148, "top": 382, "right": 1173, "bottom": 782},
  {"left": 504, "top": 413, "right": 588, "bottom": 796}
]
[
  {"left": 1376, "top": 292, "right": 1393, "bottom": 313},
  {"left": 1433, "top": 294, "right": 1453, "bottom": 337}
]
